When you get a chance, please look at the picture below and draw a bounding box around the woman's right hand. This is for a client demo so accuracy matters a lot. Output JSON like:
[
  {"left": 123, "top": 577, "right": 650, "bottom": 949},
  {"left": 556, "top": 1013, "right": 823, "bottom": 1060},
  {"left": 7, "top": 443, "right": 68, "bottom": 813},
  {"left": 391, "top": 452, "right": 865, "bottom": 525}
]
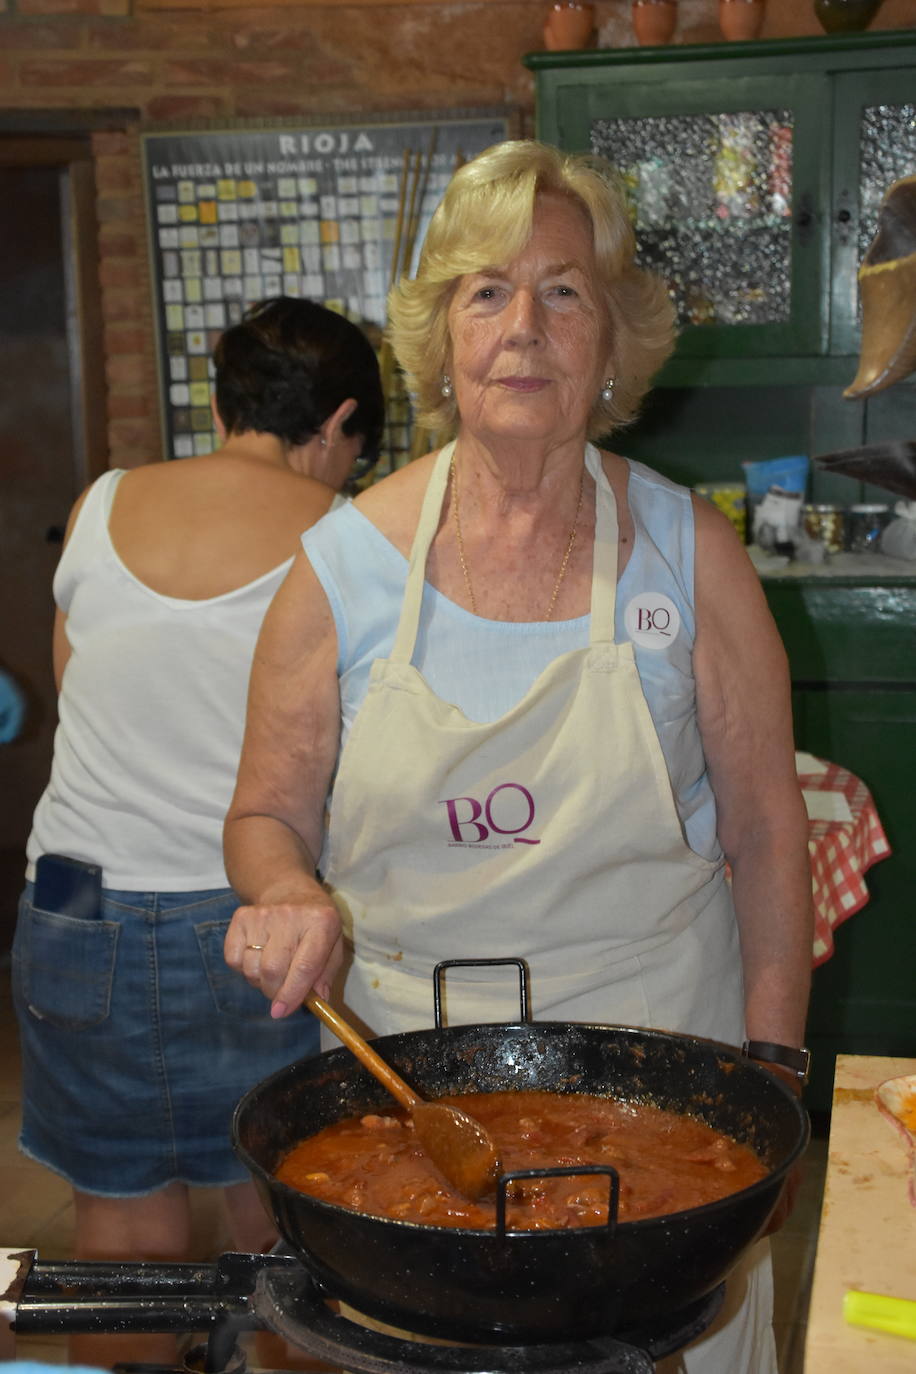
[
  {"left": 224, "top": 887, "right": 344, "bottom": 1018},
  {"left": 223, "top": 550, "right": 346, "bottom": 1017}
]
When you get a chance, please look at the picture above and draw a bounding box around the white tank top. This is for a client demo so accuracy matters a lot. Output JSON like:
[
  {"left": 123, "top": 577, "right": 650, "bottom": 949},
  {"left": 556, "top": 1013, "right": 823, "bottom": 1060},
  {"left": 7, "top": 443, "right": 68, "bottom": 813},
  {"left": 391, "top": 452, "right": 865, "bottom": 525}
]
[{"left": 27, "top": 469, "right": 293, "bottom": 890}]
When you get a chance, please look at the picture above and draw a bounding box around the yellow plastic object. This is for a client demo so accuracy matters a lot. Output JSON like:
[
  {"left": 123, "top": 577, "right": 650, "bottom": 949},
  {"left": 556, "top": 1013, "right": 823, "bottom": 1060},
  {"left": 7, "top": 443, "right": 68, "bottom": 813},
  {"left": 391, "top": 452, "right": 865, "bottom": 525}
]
[{"left": 843, "top": 1290, "right": 916, "bottom": 1340}]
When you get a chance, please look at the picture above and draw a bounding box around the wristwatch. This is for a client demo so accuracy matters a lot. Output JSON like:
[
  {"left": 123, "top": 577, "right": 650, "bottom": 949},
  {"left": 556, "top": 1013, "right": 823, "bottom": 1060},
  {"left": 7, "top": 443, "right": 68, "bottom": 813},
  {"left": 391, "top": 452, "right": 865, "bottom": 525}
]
[{"left": 742, "top": 1039, "right": 811, "bottom": 1086}]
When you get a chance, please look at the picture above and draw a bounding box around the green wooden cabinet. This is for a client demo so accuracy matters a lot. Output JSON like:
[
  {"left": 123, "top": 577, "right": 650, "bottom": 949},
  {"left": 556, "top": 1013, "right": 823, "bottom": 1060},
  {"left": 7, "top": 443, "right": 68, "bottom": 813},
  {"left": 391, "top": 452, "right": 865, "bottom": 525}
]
[
  {"left": 527, "top": 33, "right": 916, "bottom": 1114},
  {"left": 525, "top": 31, "right": 916, "bottom": 390},
  {"left": 763, "top": 574, "right": 916, "bottom": 1114}
]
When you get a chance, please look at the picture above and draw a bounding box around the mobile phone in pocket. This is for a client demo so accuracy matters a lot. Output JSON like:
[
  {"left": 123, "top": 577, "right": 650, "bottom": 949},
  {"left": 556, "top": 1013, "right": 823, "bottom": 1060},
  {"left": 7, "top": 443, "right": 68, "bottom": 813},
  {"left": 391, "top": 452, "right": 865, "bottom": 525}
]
[{"left": 33, "top": 853, "right": 103, "bottom": 920}]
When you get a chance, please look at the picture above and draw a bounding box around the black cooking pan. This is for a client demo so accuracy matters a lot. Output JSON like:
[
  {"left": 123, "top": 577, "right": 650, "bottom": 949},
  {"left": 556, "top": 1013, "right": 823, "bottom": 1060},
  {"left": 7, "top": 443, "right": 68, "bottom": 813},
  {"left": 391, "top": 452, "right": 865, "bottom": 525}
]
[{"left": 233, "top": 1019, "right": 808, "bottom": 1343}]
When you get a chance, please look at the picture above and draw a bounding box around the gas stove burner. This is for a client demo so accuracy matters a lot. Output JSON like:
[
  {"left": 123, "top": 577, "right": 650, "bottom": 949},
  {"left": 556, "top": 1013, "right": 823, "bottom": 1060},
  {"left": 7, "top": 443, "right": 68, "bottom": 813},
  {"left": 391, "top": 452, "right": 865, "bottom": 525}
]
[
  {"left": 255, "top": 1263, "right": 725, "bottom": 1374},
  {"left": 5, "top": 1248, "right": 723, "bottom": 1374}
]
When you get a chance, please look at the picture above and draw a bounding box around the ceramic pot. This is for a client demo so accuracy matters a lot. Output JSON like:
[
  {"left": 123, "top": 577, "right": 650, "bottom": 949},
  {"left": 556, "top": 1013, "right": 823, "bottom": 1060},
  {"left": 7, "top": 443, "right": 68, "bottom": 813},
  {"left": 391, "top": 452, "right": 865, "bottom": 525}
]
[
  {"left": 632, "top": 0, "right": 678, "bottom": 46},
  {"left": 543, "top": 1, "right": 595, "bottom": 50},
  {"left": 718, "top": 0, "right": 766, "bottom": 41},
  {"left": 813, "top": 0, "right": 883, "bottom": 32}
]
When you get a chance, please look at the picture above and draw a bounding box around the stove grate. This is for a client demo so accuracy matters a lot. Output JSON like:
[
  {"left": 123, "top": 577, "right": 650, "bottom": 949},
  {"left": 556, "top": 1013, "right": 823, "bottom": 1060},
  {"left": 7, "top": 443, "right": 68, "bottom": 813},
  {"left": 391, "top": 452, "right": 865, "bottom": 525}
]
[
  {"left": 253, "top": 1260, "right": 723, "bottom": 1374},
  {"left": 6, "top": 1249, "right": 723, "bottom": 1374}
]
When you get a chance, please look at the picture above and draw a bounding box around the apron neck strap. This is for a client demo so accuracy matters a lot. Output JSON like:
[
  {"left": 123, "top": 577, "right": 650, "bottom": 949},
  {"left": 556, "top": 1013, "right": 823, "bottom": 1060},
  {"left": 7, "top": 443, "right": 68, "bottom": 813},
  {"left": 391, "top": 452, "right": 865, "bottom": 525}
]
[
  {"left": 588, "top": 443, "right": 620, "bottom": 646},
  {"left": 389, "top": 439, "right": 621, "bottom": 662},
  {"left": 390, "top": 440, "right": 455, "bottom": 664}
]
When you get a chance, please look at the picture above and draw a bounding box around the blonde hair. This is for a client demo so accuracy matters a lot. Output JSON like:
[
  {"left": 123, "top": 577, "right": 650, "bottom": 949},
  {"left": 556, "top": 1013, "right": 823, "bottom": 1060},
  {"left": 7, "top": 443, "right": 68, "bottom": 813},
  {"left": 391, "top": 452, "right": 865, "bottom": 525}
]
[{"left": 387, "top": 140, "right": 677, "bottom": 438}]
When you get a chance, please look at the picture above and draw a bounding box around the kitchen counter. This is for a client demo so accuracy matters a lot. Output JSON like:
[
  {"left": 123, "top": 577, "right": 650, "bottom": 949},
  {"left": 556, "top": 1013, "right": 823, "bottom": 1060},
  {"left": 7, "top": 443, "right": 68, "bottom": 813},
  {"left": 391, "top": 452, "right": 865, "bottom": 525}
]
[
  {"left": 804, "top": 1055, "right": 916, "bottom": 1372},
  {"left": 749, "top": 547, "right": 916, "bottom": 581}
]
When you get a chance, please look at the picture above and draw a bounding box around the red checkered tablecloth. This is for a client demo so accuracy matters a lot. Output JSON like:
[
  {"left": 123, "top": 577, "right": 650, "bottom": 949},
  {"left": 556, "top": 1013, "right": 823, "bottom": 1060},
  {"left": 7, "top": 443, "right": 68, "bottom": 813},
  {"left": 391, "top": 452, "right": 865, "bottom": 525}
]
[{"left": 797, "top": 757, "right": 893, "bottom": 966}]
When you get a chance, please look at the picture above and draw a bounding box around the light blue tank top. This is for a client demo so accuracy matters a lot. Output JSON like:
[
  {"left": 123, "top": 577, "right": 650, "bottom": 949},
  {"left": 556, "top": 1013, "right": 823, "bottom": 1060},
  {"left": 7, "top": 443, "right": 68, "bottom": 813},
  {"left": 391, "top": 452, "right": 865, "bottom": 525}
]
[{"left": 303, "top": 457, "right": 720, "bottom": 860}]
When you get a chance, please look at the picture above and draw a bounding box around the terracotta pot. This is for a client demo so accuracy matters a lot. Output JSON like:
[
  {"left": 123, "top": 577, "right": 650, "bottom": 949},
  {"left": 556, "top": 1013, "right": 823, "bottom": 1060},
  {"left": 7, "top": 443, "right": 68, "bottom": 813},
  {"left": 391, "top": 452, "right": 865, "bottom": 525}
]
[
  {"left": 631, "top": 0, "right": 678, "bottom": 46},
  {"left": 718, "top": 0, "right": 766, "bottom": 41},
  {"left": 543, "top": 1, "right": 596, "bottom": 50},
  {"left": 813, "top": 0, "right": 883, "bottom": 32}
]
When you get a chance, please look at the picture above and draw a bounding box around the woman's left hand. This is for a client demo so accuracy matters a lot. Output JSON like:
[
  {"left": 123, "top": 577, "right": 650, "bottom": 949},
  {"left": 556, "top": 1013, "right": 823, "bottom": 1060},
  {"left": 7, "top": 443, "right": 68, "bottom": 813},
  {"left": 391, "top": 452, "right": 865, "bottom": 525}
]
[
  {"left": 693, "top": 496, "right": 814, "bottom": 1058},
  {"left": 749, "top": 1059, "right": 806, "bottom": 1235}
]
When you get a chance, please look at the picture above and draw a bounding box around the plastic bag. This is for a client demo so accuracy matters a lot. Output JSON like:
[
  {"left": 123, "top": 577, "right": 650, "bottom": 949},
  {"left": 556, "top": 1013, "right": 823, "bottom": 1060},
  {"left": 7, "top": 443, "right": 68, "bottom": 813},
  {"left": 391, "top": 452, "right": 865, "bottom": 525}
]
[
  {"left": 880, "top": 500, "right": 916, "bottom": 560},
  {"left": 742, "top": 455, "right": 809, "bottom": 500},
  {"left": 751, "top": 489, "right": 806, "bottom": 550},
  {"left": 743, "top": 456, "right": 809, "bottom": 548}
]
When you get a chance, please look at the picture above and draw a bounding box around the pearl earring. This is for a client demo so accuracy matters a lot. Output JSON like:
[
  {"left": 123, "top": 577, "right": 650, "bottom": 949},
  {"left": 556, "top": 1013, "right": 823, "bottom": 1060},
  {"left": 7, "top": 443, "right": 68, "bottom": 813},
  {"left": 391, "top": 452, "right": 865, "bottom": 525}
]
[
  {"left": 441, "top": 374, "right": 453, "bottom": 399},
  {"left": 601, "top": 377, "right": 615, "bottom": 403}
]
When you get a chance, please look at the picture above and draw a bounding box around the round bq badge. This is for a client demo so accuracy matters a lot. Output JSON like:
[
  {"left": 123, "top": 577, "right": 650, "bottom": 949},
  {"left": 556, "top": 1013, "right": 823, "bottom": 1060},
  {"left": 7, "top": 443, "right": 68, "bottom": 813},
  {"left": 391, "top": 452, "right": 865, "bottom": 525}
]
[{"left": 624, "top": 592, "right": 681, "bottom": 651}]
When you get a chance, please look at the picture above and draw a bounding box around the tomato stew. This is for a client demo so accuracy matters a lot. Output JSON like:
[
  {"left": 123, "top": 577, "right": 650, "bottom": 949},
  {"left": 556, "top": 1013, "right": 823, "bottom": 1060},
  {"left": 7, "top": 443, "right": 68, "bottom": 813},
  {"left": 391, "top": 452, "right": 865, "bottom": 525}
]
[{"left": 275, "top": 1089, "right": 766, "bottom": 1229}]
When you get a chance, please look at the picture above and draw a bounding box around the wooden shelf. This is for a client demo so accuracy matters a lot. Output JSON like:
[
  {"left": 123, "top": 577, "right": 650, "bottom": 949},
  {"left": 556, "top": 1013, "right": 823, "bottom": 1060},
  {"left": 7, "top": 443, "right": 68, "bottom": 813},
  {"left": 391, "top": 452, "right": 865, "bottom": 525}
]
[{"left": 138, "top": 0, "right": 518, "bottom": 10}]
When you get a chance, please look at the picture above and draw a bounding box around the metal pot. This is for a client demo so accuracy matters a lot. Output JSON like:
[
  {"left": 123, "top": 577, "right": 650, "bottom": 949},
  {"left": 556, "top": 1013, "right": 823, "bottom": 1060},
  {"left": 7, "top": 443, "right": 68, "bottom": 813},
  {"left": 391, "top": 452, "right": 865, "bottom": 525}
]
[{"left": 233, "top": 1018, "right": 808, "bottom": 1342}]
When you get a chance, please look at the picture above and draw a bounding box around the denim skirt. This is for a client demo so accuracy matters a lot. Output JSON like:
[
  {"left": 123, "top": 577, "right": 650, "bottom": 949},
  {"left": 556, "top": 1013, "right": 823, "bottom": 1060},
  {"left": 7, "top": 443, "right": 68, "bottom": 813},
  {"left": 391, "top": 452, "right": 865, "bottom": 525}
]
[{"left": 12, "top": 883, "right": 320, "bottom": 1197}]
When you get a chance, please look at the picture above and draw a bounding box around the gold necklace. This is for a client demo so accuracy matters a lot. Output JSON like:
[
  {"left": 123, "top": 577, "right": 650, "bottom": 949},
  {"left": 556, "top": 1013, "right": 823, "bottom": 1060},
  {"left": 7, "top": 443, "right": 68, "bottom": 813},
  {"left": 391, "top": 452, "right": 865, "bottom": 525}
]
[{"left": 450, "top": 454, "right": 585, "bottom": 621}]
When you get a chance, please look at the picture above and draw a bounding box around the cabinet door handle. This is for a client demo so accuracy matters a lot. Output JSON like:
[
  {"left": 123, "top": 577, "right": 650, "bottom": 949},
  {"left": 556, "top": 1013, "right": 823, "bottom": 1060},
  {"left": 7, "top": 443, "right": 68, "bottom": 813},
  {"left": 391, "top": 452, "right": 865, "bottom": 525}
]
[
  {"left": 834, "top": 199, "right": 854, "bottom": 246},
  {"left": 795, "top": 193, "right": 815, "bottom": 244}
]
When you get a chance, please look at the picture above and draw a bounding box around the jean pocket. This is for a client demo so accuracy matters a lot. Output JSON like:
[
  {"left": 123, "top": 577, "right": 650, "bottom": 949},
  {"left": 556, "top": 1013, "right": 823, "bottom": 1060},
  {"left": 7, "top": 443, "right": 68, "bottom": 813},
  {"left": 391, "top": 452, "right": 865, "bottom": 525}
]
[
  {"left": 195, "top": 919, "right": 273, "bottom": 1020},
  {"left": 14, "top": 898, "right": 120, "bottom": 1030}
]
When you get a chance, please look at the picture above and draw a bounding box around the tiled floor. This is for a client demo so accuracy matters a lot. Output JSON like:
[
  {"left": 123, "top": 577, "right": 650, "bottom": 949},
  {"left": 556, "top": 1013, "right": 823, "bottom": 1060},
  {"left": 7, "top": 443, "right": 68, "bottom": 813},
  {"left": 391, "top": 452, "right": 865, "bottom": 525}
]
[{"left": 0, "top": 960, "right": 827, "bottom": 1370}]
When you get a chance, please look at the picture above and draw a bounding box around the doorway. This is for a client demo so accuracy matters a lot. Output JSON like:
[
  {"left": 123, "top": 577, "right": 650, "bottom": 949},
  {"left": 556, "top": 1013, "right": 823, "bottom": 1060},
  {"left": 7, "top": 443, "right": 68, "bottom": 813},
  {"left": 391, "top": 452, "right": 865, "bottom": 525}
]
[{"left": 0, "top": 134, "right": 107, "bottom": 950}]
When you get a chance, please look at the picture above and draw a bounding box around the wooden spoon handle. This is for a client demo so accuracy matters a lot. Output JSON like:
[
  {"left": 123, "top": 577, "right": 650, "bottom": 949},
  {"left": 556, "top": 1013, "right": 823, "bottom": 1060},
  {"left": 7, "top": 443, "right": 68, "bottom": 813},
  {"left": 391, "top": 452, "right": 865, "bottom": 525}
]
[{"left": 305, "top": 993, "right": 420, "bottom": 1112}]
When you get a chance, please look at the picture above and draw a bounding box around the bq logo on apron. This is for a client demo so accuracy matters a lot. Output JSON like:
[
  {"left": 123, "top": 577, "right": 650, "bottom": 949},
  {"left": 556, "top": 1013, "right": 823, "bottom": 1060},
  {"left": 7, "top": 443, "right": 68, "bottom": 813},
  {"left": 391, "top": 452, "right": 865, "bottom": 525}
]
[{"left": 440, "top": 782, "right": 541, "bottom": 847}]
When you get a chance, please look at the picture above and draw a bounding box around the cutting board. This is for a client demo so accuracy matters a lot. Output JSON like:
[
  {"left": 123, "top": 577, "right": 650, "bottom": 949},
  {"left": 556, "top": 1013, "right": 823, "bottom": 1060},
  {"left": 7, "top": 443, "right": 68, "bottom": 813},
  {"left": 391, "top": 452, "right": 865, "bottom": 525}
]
[{"left": 804, "top": 1054, "right": 916, "bottom": 1372}]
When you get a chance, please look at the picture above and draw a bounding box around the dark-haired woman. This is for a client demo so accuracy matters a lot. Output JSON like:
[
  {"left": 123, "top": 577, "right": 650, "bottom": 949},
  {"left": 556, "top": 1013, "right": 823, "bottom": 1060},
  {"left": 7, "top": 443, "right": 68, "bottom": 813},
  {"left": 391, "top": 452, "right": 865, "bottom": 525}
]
[{"left": 12, "top": 297, "right": 383, "bottom": 1369}]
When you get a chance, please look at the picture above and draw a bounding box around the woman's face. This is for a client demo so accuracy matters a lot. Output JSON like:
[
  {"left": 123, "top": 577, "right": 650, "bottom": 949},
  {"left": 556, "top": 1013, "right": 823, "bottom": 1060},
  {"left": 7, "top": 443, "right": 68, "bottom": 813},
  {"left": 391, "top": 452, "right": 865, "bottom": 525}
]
[{"left": 445, "top": 192, "right": 612, "bottom": 450}]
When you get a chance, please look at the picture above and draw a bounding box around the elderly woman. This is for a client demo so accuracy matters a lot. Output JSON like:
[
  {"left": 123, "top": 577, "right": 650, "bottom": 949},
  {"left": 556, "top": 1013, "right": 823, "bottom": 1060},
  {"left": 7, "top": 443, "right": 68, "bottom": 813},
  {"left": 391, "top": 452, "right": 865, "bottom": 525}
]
[{"left": 224, "top": 142, "right": 813, "bottom": 1373}]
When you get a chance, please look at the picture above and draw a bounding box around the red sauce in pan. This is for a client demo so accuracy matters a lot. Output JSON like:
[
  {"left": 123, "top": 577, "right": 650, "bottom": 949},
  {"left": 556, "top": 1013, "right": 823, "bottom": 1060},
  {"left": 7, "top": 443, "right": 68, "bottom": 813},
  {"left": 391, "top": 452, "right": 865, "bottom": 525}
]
[{"left": 274, "top": 1090, "right": 766, "bottom": 1229}]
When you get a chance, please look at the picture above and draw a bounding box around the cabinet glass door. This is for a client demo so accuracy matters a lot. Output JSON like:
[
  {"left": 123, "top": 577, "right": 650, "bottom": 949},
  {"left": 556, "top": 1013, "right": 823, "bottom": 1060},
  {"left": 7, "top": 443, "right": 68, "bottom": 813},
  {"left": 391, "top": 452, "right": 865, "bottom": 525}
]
[
  {"left": 593, "top": 108, "right": 793, "bottom": 331},
  {"left": 549, "top": 73, "right": 830, "bottom": 358},
  {"left": 829, "top": 69, "right": 916, "bottom": 356}
]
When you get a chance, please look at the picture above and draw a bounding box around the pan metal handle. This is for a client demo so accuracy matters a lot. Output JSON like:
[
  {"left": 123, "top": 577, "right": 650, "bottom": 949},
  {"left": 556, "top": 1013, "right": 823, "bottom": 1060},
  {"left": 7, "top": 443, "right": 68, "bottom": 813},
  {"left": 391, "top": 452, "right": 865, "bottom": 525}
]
[
  {"left": 494, "top": 1164, "right": 620, "bottom": 1238},
  {"left": 432, "top": 957, "right": 531, "bottom": 1028}
]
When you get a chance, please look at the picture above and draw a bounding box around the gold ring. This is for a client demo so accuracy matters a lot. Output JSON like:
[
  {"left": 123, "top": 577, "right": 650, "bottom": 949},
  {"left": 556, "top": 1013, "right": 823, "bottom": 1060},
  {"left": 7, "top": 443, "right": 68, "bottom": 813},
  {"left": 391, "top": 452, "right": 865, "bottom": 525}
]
[{"left": 245, "top": 942, "right": 266, "bottom": 951}]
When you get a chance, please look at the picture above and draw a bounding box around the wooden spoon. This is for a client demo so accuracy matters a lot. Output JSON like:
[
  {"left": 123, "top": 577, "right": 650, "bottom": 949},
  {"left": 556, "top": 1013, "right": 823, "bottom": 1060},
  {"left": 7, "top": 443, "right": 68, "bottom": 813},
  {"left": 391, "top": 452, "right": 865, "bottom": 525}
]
[{"left": 305, "top": 993, "right": 501, "bottom": 1201}]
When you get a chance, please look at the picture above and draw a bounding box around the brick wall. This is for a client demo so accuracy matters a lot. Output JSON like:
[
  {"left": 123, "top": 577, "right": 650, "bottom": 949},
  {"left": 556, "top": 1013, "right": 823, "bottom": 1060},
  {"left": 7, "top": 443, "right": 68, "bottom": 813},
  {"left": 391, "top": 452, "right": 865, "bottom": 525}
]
[{"left": 2, "top": 0, "right": 915, "bottom": 466}]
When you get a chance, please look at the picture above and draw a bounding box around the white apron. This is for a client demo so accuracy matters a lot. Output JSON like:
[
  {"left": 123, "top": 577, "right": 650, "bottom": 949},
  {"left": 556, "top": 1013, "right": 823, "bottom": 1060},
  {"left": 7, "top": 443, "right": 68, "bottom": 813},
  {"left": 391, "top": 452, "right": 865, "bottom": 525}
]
[
  {"left": 323, "top": 443, "right": 745, "bottom": 1040},
  {"left": 321, "top": 442, "right": 775, "bottom": 1374}
]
